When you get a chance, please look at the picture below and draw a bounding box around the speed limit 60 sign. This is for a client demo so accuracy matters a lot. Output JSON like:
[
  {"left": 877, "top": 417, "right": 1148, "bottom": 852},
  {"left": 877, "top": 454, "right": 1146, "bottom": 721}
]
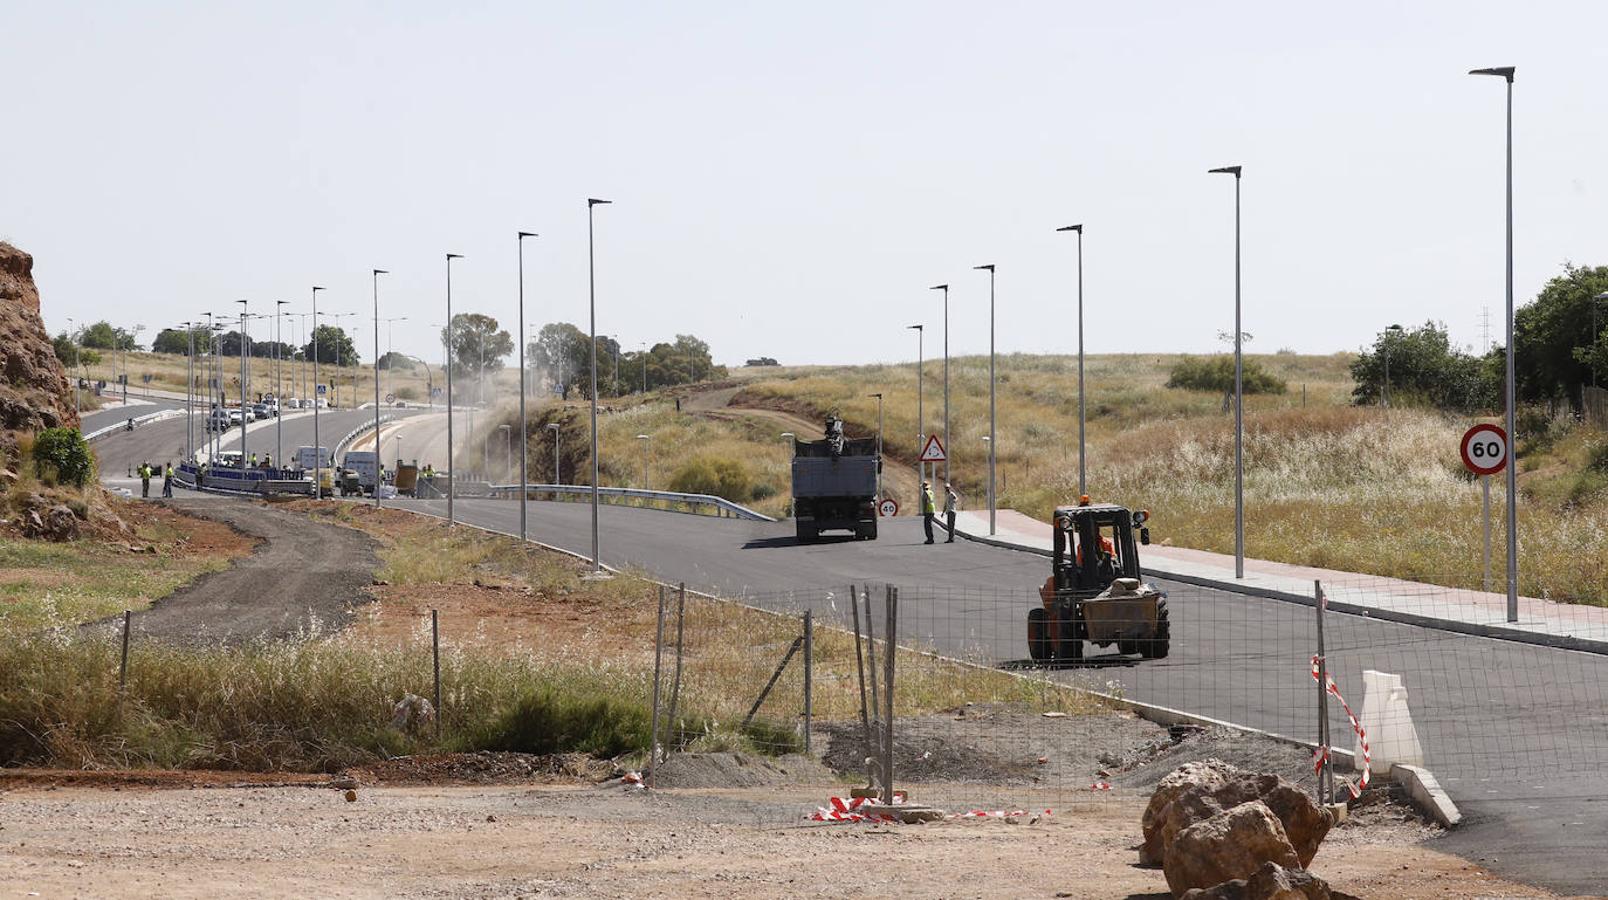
[{"left": 1460, "top": 423, "right": 1508, "bottom": 476}]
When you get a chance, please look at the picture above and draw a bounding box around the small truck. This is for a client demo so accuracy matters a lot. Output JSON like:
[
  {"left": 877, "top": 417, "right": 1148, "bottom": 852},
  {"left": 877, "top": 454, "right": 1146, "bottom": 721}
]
[
  {"left": 1027, "top": 499, "right": 1170, "bottom": 663},
  {"left": 791, "top": 415, "right": 880, "bottom": 542}
]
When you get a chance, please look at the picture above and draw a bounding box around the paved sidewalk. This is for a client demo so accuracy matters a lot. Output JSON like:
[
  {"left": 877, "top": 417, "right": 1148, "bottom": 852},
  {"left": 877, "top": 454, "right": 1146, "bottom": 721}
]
[{"left": 949, "top": 509, "right": 1608, "bottom": 652}]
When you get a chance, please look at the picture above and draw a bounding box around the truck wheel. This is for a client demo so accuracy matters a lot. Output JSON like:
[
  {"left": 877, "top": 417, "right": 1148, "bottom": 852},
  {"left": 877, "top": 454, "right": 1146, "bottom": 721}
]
[
  {"left": 1118, "top": 640, "right": 1141, "bottom": 656},
  {"left": 1027, "top": 608, "right": 1051, "bottom": 663},
  {"left": 1140, "top": 598, "right": 1171, "bottom": 659}
]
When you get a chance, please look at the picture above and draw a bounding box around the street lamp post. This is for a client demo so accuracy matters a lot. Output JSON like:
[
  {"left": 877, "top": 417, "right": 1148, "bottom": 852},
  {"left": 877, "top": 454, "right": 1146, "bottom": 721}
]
[
  {"left": 372, "top": 269, "right": 388, "bottom": 508},
  {"left": 181, "top": 321, "right": 195, "bottom": 461},
  {"left": 1056, "top": 224, "right": 1087, "bottom": 495},
  {"left": 587, "top": 198, "right": 612, "bottom": 575},
  {"left": 445, "top": 254, "right": 463, "bottom": 525},
  {"left": 1381, "top": 324, "right": 1404, "bottom": 408},
  {"left": 547, "top": 422, "right": 562, "bottom": 484},
  {"left": 1208, "top": 165, "right": 1245, "bottom": 578},
  {"left": 907, "top": 324, "right": 925, "bottom": 484},
  {"left": 1469, "top": 65, "right": 1519, "bottom": 622},
  {"left": 973, "top": 264, "right": 997, "bottom": 535},
  {"left": 311, "top": 288, "right": 325, "bottom": 498},
  {"left": 636, "top": 433, "right": 650, "bottom": 489},
  {"left": 236, "top": 301, "right": 249, "bottom": 470},
  {"left": 868, "top": 393, "right": 884, "bottom": 503},
  {"left": 518, "top": 231, "right": 537, "bottom": 542},
  {"left": 275, "top": 301, "right": 288, "bottom": 467},
  {"left": 929, "top": 285, "right": 950, "bottom": 487},
  {"left": 1591, "top": 292, "right": 1608, "bottom": 389}
]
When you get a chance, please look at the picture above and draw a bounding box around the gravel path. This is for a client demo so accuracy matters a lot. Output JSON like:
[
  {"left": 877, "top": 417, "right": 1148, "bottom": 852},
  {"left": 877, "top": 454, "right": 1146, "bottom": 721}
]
[{"left": 101, "top": 500, "right": 380, "bottom": 644}]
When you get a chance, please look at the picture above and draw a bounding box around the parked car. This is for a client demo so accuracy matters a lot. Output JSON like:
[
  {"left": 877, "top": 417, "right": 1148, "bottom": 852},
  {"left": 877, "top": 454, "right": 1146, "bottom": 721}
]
[
  {"left": 251, "top": 402, "right": 272, "bottom": 419},
  {"left": 284, "top": 398, "right": 301, "bottom": 410}
]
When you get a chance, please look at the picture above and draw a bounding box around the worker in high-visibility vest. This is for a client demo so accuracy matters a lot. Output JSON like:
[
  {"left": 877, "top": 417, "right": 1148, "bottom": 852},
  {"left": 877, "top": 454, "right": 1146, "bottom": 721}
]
[{"left": 920, "top": 481, "right": 937, "bottom": 545}]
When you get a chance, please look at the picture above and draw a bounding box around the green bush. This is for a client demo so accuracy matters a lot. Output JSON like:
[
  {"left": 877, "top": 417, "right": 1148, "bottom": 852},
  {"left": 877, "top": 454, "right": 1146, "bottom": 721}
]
[
  {"left": 668, "top": 456, "right": 753, "bottom": 502},
  {"left": 31, "top": 427, "right": 94, "bottom": 487},
  {"left": 465, "top": 688, "right": 651, "bottom": 758},
  {"left": 1166, "top": 356, "right": 1287, "bottom": 395}
]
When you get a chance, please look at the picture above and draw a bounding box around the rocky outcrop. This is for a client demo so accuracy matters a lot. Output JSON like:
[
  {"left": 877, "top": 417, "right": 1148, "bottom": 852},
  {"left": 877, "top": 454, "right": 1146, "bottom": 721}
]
[
  {"left": 1165, "top": 801, "right": 1303, "bottom": 896},
  {"left": 0, "top": 242, "right": 78, "bottom": 455},
  {"left": 1143, "top": 759, "right": 1333, "bottom": 870},
  {"left": 1181, "top": 861, "right": 1354, "bottom": 900}
]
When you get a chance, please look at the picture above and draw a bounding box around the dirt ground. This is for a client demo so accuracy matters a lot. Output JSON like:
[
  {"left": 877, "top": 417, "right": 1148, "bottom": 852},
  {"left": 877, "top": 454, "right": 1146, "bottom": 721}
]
[
  {"left": 0, "top": 779, "right": 1561, "bottom": 899},
  {"left": 82, "top": 499, "right": 380, "bottom": 644}
]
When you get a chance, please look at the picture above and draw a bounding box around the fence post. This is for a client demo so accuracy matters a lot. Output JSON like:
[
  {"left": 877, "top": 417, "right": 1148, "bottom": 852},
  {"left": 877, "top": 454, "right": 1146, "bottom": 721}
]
[
  {"left": 664, "top": 583, "right": 687, "bottom": 752},
  {"left": 802, "top": 608, "right": 813, "bottom": 754},
  {"left": 432, "top": 608, "right": 442, "bottom": 740},
  {"left": 118, "top": 610, "right": 132, "bottom": 698},
  {"left": 880, "top": 584, "right": 897, "bottom": 805},
  {"left": 1314, "top": 580, "right": 1332, "bottom": 806},
  {"left": 850, "top": 586, "right": 873, "bottom": 760},
  {"left": 648, "top": 585, "right": 667, "bottom": 785}
]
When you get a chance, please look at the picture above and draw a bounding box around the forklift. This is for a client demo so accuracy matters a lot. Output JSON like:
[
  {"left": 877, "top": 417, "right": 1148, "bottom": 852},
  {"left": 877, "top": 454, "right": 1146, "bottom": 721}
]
[{"left": 1027, "top": 498, "right": 1170, "bottom": 664}]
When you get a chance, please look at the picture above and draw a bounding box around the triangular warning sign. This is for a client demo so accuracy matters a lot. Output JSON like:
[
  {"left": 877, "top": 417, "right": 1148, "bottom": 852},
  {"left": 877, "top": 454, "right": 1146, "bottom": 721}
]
[{"left": 919, "top": 435, "right": 947, "bottom": 462}]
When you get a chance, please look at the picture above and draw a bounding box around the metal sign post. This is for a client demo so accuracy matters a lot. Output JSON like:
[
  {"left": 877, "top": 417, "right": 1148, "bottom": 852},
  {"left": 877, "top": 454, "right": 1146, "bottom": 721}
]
[{"left": 1460, "top": 423, "right": 1508, "bottom": 608}]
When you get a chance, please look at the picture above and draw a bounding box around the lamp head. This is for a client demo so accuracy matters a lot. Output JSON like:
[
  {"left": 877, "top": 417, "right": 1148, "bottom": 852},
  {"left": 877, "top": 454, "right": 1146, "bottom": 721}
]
[
  {"left": 973, "top": 264, "right": 994, "bottom": 272},
  {"left": 446, "top": 253, "right": 463, "bottom": 260},
  {"left": 373, "top": 268, "right": 388, "bottom": 276},
  {"left": 1208, "top": 166, "right": 1242, "bottom": 177},
  {"left": 929, "top": 284, "right": 947, "bottom": 292},
  {"left": 1056, "top": 224, "right": 1083, "bottom": 233},
  {"left": 588, "top": 198, "right": 612, "bottom": 207},
  {"left": 1469, "top": 66, "right": 1516, "bottom": 81},
  {"left": 907, "top": 324, "right": 923, "bottom": 331},
  {"left": 518, "top": 231, "right": 538, "bottom": 239}
]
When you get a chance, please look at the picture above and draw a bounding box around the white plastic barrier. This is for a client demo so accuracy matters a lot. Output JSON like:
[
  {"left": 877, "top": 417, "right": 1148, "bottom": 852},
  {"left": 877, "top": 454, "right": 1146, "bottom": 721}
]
[{"left": 1357, "top": 670, "right": 1424, "bottom": 769}]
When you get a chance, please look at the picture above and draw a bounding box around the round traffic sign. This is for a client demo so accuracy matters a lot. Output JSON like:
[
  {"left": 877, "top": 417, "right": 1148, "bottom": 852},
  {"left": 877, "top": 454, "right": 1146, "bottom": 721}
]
[
  {"left": 385, "top": 392, "right": 396, "bottom": 404},
  {"left": 878, "top": 498, "right": 898, "bottom": 517},
  {"left": 1460, "top": 423, "right": 1508, "bottom": 476}
]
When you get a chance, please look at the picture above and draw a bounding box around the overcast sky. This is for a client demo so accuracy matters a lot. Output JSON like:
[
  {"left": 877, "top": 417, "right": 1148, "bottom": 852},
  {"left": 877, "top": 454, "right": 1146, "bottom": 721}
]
[{"left": 5, "top": 2, "right": 1606, "bottom": 367}]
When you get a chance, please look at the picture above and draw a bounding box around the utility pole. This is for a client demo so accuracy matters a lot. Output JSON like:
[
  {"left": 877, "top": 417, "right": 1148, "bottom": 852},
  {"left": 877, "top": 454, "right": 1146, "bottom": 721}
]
[
  {"left": 518, "top": 232, "right": 537, "bottom": 542},
  {"left": 445, "top": 254, "right": 463, "bottom": 525},
  {"left": 973, "top": 264, "right": 997, "bottom": 536},
  {"left": 929, "top": 284, "right": 949, "bottom": 487},
  {"left": 372, "top": 269, "right": 388, "bottom": 509}
]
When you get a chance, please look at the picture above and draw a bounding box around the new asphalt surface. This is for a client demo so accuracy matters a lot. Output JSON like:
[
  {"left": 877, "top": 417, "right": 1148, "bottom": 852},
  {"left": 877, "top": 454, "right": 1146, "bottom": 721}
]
[{"left": 84, "top": 415, "right": 1608, "bottom": 892}]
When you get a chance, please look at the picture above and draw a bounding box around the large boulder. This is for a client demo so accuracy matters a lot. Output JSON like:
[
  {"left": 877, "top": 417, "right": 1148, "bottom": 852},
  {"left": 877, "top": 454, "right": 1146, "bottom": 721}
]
[
  {"left": 1181, "top": 861, "right": 1349, "bottom": 900},
  {"left": 1165, "top": 801, "right": 1302, "bottom": 897},
  {"left": 0, "top": 242, "right": 79, "bottom": 456},
  {"left": 1144, "top": 762, "right": 1332, "bottom": 869},
  {"left": 1141, "top": 758, "right": 1241, "bottom": 864}
]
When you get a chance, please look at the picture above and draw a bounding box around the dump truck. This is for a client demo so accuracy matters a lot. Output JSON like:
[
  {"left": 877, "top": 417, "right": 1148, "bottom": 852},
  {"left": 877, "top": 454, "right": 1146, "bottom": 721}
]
[
  {"left": 791, "top": 415, "right": 879, "bottom": 542},
  {"left": 1027, "top": 499, "right": 1170, "bottom": 663}
]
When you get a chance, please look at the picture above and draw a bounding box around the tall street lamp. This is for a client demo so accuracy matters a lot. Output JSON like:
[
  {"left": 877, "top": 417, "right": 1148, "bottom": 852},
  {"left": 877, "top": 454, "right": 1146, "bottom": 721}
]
[
  {"left": 587, "top": 198, "right": 612, "bottom": 575},
  {"left": 1381, "top": 323, "right": 1404, "bottom": 408},
  {"left": 445, "top": 254, "right": 463, "bottom": 525},
  {"left": 973, "top": 264, "right": 997, "bottom": 536},
  {"left": 868, "top": 392, "right": 884, "bottom": 504},
  {"left": 311, "top": 287, "right": 325, "bottom": 498},
  {"left": 1208, "top": 164, "right": 1245, "bottom": 579},
  {"left": 275, "top": 300, "right": 289, "bottom": 467},
  {"left": 1056, "top": 224, "right": 1087, "bottom": 496},
  {"left": 930, "top": 284, "right": 949, "bottom": 487},
  {"left": 1591, "top": 291, "right": 1608, "bottom": 389},
  {"left": 372, "top": 269, "right": 388, "bottom": 508},
  {"left": 1469, "top": 65, "right": 1519, "bottom": 622},
  {"left": 518, "top": 231, "right": 537, "bottom": 541},
  {"left": 181, "top": 320, "right": 195, "bottom": 461},
  {"left": 907, "top": 324, "right": 925, "bottom": 484},
  {"left": 236, "top": 300, "right": 249, "bottom": 470},
  {"left": 547, "top": 422, "right": 562, "bottom": 484}
]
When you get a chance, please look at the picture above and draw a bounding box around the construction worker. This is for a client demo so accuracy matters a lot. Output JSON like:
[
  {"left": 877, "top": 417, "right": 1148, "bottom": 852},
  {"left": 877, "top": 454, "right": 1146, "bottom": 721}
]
[
  {"left": 162, "top": 462, "right": 174, "bottom": 498},
  {"left": 262, "top": 452, "right": 272, "bottom": 469},
  {"left": 249, "top": 452, "right": 258, "bottom": 468},
  {"left": 943, "top": 483, "right": 959, "bottom": 543},
  {"left": 138, "top": 461, "right": 151, "bottom": 498},
  {"left": 920, "top": 480, "right": 936, "bottom": 545}
]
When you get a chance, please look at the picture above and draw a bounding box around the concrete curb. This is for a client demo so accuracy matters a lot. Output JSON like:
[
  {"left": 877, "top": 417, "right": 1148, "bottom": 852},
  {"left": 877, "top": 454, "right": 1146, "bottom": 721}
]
[
  {"left": 1390, "top": 763, "right": 1462, "bottom": 827},
  {"left": 943, "top": 522, "right": 1608, "bottom": 657}
]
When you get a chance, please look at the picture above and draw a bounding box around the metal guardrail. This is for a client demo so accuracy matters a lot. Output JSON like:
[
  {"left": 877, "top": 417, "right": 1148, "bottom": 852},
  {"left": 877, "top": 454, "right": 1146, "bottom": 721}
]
[
  {"left": 484, "top": 482, "right": 776, "bottom": 522},
  {"left": 333, "top": 414, "right": 396, "bottom": 458},
  {"left": 84, "top": 408, "right": 186, "bottom": 442}
]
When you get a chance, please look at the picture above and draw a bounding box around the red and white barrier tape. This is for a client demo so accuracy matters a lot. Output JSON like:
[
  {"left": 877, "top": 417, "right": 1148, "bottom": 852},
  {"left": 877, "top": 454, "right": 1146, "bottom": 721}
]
[
  {"left": 810, "top": 796, "right": 1052, "bottom": 824},
  {"left": 1310, "top": 654, "right": 1370, "bottom": 799}
]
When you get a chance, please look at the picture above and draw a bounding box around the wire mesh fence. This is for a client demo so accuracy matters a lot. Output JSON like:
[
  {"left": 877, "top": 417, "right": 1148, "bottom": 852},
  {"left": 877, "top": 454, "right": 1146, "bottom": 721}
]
[{"left": 644, "top": 570, "right": 1608, "bottom": 825}]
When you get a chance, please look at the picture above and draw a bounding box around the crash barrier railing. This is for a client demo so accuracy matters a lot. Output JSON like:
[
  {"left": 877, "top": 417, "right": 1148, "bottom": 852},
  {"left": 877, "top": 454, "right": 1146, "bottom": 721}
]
[
  {"left": 485, "top": 482, "right": 776, "bottom": 522},
  {"left": 333, "top": 414, "right": 396, "bottom": 458},
  {"left": 84, "top": 408, "right": 186, "bottom": 442}
]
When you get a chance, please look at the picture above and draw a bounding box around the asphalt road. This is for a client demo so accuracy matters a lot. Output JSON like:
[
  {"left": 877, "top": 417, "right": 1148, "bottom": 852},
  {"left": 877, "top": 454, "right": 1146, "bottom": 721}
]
[
  {"left": 80, "top": 397, "right": 183, "bottom": 436},
  {"left": 90, "top": 407, "right": 390, "bottom": 478},
  {"left": 382, "top": 496, "right": 1608, "bottom": 896}
]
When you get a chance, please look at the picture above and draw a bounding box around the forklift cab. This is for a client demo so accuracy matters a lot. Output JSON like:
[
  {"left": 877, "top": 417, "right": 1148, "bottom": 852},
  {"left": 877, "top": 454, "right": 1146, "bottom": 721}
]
[{"left": 1051, "top": 501, "right": 1150, "bottom": 598}]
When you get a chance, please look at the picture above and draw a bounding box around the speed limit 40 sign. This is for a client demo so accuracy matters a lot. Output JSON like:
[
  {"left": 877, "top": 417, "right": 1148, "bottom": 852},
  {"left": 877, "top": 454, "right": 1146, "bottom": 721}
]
[{"left": 1460, "top": 423, "right": 1508, "bottom": 476}]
